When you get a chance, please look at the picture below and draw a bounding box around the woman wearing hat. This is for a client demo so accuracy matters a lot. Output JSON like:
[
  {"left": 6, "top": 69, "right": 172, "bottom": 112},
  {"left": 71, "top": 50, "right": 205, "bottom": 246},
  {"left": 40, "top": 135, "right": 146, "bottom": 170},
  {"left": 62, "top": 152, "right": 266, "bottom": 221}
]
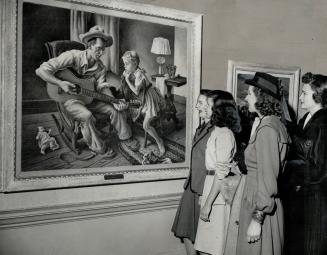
[
  {"left": 36, "top": 25, "right": 139, "bottom": 156},
  {"left": 235, "top": 72, "right": 290, "bottom": 255},
  {"left": 284, "top": 72, "right": 327, "bottom": 255}
]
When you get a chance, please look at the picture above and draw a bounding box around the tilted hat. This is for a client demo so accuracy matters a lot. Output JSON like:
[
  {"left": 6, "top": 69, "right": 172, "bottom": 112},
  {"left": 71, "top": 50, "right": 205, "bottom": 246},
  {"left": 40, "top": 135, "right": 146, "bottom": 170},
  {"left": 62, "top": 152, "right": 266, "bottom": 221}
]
[
  {"left": 79, "top": 25, "right": 113, "bottom": 48},
  {"left": 245, "top": 72, "right": 281, "bottom": 100}
]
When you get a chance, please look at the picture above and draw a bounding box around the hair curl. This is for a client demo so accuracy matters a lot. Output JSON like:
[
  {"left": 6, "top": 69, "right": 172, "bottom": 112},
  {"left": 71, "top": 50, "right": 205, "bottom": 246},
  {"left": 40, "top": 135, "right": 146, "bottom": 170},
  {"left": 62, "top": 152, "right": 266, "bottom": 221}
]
[
  {"left": 302, "top": 72, "right": 327, "bottom": 107},
  {"left": 252, "top": 87, "right": 282, "bottom": 117},
  {"left": 209, "top": 90, "right": 241, "bottom": 134}
]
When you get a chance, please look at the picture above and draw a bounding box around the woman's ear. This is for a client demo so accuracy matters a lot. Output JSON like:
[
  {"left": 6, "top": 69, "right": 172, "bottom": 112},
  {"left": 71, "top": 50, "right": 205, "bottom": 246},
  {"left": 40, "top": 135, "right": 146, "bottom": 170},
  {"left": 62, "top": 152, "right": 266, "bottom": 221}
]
[{"left": 312, "top": 92, "right": 322, "bottom": 104}]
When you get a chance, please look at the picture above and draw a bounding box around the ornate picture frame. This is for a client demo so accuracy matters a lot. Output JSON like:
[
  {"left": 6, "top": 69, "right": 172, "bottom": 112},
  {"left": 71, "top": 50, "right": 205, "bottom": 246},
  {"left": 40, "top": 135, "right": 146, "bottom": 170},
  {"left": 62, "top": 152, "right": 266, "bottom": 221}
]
[{"left": 0, "top": 0, "right": 202, "bottom": 192}]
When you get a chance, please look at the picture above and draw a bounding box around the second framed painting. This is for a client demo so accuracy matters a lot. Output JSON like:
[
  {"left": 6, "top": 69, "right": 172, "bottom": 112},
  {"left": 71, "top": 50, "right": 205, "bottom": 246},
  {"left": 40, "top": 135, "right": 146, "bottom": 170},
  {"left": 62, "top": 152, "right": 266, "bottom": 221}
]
[
  {"left": 227, "top": 60, "right": 301, "bottom": 118},
  {"left": 226, "top": 60, "right": 301, "bottom": 145}
]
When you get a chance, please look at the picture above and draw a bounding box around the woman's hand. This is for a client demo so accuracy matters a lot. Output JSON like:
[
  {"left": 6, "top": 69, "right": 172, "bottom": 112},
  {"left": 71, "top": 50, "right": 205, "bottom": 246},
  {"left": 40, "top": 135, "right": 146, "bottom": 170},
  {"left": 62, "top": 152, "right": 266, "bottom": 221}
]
[
  {"left": 247, "top": 219, "right": 262, "bottom": 243},
  {"left": 199, "top": 203, "right": 211, "bottom": 222}
]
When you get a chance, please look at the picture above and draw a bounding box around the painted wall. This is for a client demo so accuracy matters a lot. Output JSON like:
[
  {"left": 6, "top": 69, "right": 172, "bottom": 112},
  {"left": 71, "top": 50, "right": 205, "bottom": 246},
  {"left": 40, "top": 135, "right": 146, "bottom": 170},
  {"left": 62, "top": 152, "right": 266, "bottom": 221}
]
[
  {"left": 22, "top": 3, "right": 70, "bottom": 100},
  {"left": 2, "top": 0, "right": 327, "bottom": 254},
  {"left": 119, "top": 19, "right": 174, "bottom": 77},
  {"left": 173, "top": 27, "right": 188, "bottom": 98}
]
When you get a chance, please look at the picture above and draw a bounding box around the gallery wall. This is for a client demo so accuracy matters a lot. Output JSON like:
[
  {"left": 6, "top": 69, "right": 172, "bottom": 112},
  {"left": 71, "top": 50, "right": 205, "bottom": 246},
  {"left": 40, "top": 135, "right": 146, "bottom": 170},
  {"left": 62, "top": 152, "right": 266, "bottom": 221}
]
[
  {"left": 1, "top": 0, "right": 327, "bottom": 254},
  {"left": 128, "top": 0, "right": 327, "bottom": 94}
]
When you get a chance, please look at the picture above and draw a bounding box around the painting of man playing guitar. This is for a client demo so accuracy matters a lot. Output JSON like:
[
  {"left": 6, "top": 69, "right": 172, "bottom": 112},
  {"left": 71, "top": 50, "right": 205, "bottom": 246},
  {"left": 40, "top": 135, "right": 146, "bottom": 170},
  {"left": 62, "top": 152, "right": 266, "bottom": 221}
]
[{"left": 35, "top": 25, "right": 140, "bottom": 158}]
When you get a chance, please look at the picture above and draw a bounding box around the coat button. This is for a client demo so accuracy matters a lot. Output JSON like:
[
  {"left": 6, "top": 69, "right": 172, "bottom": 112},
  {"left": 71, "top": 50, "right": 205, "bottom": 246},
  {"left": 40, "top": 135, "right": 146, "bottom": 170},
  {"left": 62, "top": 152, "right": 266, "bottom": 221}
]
[{"left": 235, "top": 220, "right": 239, "bottom": 225}]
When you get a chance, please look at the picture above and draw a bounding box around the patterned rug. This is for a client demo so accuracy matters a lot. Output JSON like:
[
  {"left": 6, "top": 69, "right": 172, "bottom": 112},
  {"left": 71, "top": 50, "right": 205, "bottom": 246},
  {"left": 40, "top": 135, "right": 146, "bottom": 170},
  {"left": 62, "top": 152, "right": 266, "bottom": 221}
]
[{"left": 118, "top": 138, "right": 185, "bottom": 165}]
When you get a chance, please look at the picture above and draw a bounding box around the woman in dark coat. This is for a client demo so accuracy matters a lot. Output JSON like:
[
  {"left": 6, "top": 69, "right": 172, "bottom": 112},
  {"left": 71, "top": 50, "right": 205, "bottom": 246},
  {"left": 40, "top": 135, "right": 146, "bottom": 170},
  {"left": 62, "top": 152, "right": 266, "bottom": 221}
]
[
  {"left": 171, "top": 89, "right": 218, "bottom": 255},
  {"left": 284, "top": 72, "right": 327, "bottom": 255}
]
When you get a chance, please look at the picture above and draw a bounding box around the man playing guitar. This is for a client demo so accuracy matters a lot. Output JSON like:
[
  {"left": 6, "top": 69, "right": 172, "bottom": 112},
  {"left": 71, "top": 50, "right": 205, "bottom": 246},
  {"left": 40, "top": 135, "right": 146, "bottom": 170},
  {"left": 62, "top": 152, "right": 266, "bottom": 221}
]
[{"left": 36, "top": 25, "right": 139, "bottom": 158}]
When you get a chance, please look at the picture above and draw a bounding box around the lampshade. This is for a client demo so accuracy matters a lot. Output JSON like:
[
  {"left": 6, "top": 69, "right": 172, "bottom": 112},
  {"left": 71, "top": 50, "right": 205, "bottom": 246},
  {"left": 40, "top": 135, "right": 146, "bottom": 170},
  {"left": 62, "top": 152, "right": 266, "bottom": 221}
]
[{"left": 150, "top": 37, "right": 171, "bottom": 55}]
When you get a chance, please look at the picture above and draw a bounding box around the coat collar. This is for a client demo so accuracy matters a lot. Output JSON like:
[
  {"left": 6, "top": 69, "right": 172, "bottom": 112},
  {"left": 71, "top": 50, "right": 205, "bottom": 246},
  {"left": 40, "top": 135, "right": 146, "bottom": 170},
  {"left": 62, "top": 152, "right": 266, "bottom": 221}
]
[
  {"left": 192, "top": 122, "right": 213, "bottom": 147},
  {"left": 302, "top": 108, "right": 327, "bottom": 133},
  {"left": 248, "top": 115, "right": 289, "bottom": 144}
]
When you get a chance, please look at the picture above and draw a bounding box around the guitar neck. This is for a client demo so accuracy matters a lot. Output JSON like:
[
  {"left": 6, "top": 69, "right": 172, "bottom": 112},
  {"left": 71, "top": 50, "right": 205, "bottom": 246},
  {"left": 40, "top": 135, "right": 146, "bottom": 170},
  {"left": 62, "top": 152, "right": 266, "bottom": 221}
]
[
  {"left": 79, "top": 87, "right": 139, "bottom": 107},
  {"left": 80, "top": 87, "right": 120, "bottom": 104}
]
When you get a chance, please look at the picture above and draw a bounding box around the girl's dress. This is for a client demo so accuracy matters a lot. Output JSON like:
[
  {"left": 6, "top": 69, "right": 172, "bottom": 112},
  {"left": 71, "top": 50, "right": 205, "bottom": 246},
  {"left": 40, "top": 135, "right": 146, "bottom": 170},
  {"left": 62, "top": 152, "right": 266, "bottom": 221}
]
[
  {"left": 236, "top": 116, "right": 290, "bottom": 255},
  {"left": 194, "top": 127, "right": 237, "bottom": 255},
  {"left": 120, "top": 68, "right": 165, "bottom": 121}
]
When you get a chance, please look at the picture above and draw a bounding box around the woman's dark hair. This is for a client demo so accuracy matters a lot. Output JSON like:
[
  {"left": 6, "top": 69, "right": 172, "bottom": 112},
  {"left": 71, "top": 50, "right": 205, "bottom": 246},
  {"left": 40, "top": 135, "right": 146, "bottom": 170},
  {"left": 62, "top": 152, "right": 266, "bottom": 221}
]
[
  {"left": 199, "top": 89, "right": 213, "bottom": 97},
  {"left": 210, "top": 90, "right": 241, "bottom": 134},
  {"left": 302, "top": 72, "right": 327, "bottom": 107},
  {"left": 252, "top": 87, "right": 282, "bottom": 117}
]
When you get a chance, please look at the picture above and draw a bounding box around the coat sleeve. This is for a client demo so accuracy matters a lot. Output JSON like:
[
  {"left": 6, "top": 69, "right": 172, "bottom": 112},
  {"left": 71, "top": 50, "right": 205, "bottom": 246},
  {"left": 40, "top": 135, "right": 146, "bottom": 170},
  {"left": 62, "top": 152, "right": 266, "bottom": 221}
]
[
  {"left": 289, "top": 113, "right": 312, "bottom": 160},
  {"left": 207, "top": 128, "right": 236, "bottom": 179},
  {"left": 308, "top": 124, "right": 327, "bottom": 183},
  {"left": 291, "top": 117, "right": 327, "bottom": 183},
  {"left": 203, "top": 128, "right": 236, "bottom": 206},
  {"left": 292, "top": 135, "right": 313, "bottom": 160},
  {"left": 255, "top": 126, "right": 281, "bottom": 214}
]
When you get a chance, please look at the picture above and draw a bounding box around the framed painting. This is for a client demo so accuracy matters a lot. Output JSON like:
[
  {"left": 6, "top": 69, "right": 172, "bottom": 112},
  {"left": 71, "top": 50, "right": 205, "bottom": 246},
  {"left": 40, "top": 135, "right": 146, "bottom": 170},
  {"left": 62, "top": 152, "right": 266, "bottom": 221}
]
[
  {"left": 0, "top": 0, "right": 202, "bottom": 192},
  {"left": 227, "top": 60, "right": 301, "bottom": 116},
  {"left": 226, "top": 60, "right": 301, "bottom": 144}
]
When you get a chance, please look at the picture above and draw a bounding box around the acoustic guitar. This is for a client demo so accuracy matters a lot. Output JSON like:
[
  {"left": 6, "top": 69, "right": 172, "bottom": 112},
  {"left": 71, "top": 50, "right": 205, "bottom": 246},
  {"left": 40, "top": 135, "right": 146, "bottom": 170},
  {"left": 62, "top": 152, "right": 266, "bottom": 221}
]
[{"left": 47, "top": 69, "right": 141, "bottom": 107}]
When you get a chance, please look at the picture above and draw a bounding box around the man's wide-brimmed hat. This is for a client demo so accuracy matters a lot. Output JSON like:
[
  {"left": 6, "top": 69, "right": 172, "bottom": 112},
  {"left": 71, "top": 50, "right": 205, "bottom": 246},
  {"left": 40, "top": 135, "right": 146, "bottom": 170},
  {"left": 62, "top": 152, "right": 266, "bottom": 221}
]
[
  {"left": 79, "top": 25, "right": 113, "bottom": 47},
  {"left": 245, "top": 72, "right": 281, "bottom": 100}
]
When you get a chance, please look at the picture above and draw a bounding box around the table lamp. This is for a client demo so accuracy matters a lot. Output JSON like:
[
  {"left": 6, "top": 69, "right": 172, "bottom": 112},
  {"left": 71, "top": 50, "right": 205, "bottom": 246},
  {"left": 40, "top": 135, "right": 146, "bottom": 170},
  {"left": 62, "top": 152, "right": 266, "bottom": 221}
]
[{"left": 150, "top": 37, "right": 171, "bottom": 76}]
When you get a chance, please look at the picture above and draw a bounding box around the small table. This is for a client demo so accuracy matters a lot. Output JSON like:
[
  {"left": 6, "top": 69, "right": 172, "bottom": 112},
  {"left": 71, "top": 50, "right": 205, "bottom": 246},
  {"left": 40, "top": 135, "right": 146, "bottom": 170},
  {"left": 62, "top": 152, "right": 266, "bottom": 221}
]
[
  {"left": 151, "top": 75, "right": 187, "bottom": 129},
  {"left": 164, "top": 75, "right": 187, "bottom": 102}
]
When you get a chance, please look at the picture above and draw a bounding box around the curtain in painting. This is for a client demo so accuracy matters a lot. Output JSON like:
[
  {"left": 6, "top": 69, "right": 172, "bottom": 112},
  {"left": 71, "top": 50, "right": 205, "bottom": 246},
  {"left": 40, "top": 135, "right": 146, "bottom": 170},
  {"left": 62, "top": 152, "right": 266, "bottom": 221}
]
[
  {"left": 94, "top": 14, "right": 120, "bottom": 74},
  {"left": 70, "top": 10, "right": 120, "bottom": 74}
]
